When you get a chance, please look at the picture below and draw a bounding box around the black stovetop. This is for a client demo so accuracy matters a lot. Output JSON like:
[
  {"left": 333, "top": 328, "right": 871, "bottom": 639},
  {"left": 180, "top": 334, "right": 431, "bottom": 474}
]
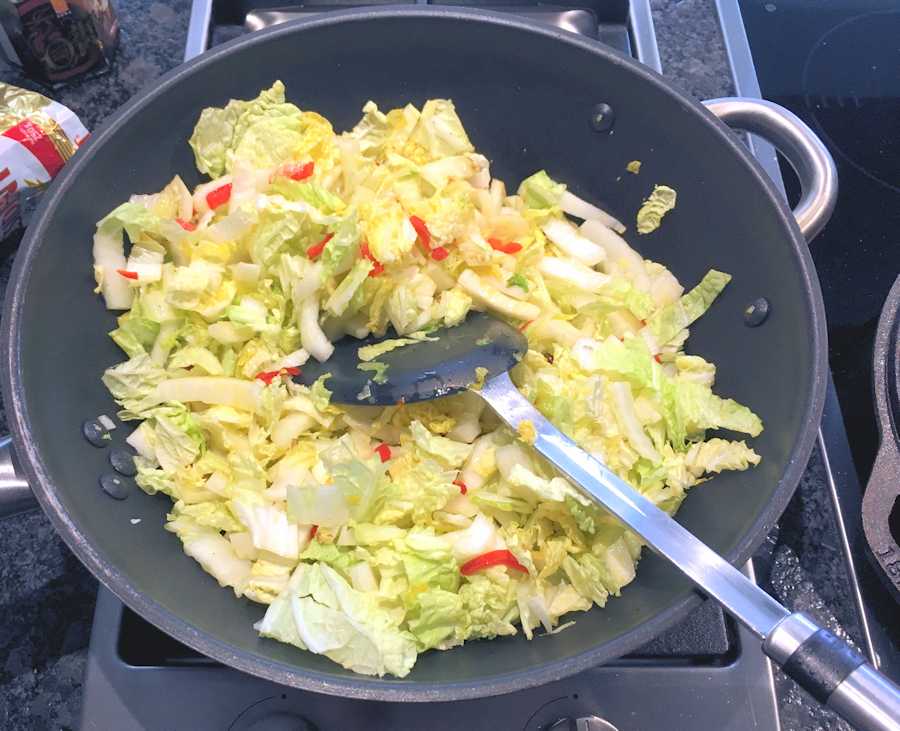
[
  {"left": 738, "top": 0, "right": 900, "bottom": 484},
  {"left": 84, "top": 581, "right": 778, "bottom": 731}
]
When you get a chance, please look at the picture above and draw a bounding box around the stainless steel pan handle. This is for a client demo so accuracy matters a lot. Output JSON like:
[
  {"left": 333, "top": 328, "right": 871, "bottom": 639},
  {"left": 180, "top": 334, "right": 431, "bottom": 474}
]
[
  {"left": 0, "top": 436, "right": 35, "bottom": 517},
  {"left": 481, "top": 372, "right": 900, "bottom": 731},
  {"left": 703, "top": 97, "right": 838, "bottom": 242}
]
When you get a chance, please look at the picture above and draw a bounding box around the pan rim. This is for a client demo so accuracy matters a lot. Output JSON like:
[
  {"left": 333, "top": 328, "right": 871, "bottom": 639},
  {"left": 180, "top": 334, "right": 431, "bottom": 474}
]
[{"left": 0, "top": 5, "right": 828, "bottom": 702}]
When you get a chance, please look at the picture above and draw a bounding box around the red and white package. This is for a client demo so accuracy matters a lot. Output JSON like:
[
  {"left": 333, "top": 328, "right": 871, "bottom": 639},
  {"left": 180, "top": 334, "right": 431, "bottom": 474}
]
[{"left": 0, "top": 82, "right": 89, "bottom": 238}]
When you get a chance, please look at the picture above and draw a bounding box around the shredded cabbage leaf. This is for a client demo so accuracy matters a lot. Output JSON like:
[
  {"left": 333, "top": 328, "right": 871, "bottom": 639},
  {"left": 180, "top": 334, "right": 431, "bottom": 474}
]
[{"left": 636, "top": 184, "right": 677, "bottom": 234}]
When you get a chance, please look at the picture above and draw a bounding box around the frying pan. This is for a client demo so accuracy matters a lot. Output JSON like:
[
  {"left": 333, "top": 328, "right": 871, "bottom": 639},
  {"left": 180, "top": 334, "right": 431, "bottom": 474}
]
[{"left": 0, "top": 7, "right": 833, "bottom": 702}]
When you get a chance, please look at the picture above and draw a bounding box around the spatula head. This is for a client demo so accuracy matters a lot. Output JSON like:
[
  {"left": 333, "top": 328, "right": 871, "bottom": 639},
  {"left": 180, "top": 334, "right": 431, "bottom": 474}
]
[{"left": 296, "top": 311, "right": 528, "bottom": 405}]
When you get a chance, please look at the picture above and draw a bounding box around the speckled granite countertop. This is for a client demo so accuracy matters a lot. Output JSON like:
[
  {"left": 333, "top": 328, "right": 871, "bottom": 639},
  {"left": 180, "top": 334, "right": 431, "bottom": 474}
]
[{"left": 0, "top": 1, "right": 866, "bottom": 729}]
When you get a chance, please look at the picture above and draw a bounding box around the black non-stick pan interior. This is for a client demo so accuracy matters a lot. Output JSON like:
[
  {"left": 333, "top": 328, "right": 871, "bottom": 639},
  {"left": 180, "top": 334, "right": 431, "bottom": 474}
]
[{"left": 3, "top": 9, "right": 825, "bottom": 699}]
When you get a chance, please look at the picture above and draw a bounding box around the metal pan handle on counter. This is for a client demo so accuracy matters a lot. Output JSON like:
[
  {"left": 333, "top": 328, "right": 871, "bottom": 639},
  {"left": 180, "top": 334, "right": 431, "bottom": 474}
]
[
  {"left": 0, "top": 435, "right": 33, "bottom": 517},
  {"left": 703, "top": 97, "right": 838, "bottom": 242}
]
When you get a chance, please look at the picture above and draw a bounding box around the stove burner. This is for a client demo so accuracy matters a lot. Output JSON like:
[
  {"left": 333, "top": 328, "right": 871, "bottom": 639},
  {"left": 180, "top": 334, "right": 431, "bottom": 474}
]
[
  {"left": 545, "top": 717, "right": 619, "bottom": 731},
  {"left": 229, "top": 696, "right": 318, "bottom": 731},
  {"left": 802, "top": 10, "right": 900, "bottom": 194}
]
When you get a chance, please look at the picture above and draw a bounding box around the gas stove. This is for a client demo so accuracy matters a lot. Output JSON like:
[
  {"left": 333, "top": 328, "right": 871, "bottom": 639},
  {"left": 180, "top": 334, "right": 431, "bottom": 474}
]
[{"left": 76, "top": 2, "right": 882, "bottom": 729}]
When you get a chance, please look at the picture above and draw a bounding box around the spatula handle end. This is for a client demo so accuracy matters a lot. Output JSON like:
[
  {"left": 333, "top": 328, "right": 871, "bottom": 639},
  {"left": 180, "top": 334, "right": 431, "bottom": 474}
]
[{"left": 765, "top": 613, "right": 900, "bottom": 731}]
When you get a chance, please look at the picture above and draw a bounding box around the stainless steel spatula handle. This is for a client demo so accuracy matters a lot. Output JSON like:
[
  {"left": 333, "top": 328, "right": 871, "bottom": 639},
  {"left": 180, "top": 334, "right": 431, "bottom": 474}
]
[{"left": 480, "top": 372, "right": 900, "bottom": 731}]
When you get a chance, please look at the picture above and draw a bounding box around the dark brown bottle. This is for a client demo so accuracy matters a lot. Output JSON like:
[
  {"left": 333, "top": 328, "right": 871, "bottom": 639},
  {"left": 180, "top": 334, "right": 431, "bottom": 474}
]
[{"left": 0, "top": 0, "right": 119, "bottom": 87}]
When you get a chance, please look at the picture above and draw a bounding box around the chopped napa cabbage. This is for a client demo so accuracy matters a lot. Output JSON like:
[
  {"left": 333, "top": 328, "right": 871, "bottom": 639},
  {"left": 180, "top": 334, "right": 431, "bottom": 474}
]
[
  {"left": 324, "top": 259, "right": 373, "bottom": 316},
  {"left": 405, "top": 99, "right": 473, "bottom": 161},
  {"left": 156, "top": 377, "right": 263, "bottom": 412},
  {"left": 92, "top": 201, "right": 173, "bottom": 310},
  {"left": 357, "top": 330, "right": 436, "bottom": 361},
  {"left": 518, "top": 170, "right": 565, "bottom": 209},
  {"left": 406, "top": 588, "right": 467, "bottom": 650},
  {"left": 664, "top": 379, "right": 763, "bottom": 446},
  {"left": 507, "top": 273, "right": 529, "bottom": 291},
  {"left": 287, "top": 441, "right": 387, "bottom": 526},
  {"left": 636, "top": 185, "right": 677, "bottom": 234},
  {"left": 166, "top": 515, "right": 251, "bottom": 596},
  {"left": 458, "top": 269, "right": 540, "bottom": 321},
  {"left": 562, "top": 554, "right": 610, "bottom": 607},
  {"left": 358, "top": 361, "right": 389, "bottom": 384},
  {"left": 231, "top": 493, "right": 307, "bottom": 559},
  {"left": 95, "top": 83, "right": 764, "bottom": 681},
  {"left": 189, "top": 81, "right": 307, "bottom": 177},
  {"left": 321, "top": 212, "right": 360, "bottom": 276},
  {"left": 349, "top": 100, "right": 420, "bottom": 160},
  {"left": 685, "top": 438, "right": 761, "bottom": 476},
  {"left": 409, "top": 420, "right": 473, "bottom": 467},
  {"left": 151, "top": 405, "right": 205, "bottom": 471},
  {"left": 364, "top": 198, "right": 417, "bottom": 264},
  {"left": 102, "top": 354, "right": 166, "bottom": 416},
  {"left": 646, "top": 269, "right": 731, "bottom": 346},
  {"left": 257, "top": 562, "right": 417, "bottom": 677}
]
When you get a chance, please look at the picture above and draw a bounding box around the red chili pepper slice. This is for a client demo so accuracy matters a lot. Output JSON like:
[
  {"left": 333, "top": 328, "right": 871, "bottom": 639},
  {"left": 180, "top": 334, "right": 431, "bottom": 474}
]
[
  {"left": 116, "top": 269, "right": 139, "bottom": 280},
  {"left": 360, "top": 241, "right": 385, "bottom": 277},
  {"left": 256, "top": 367, "right": 302, "bottom": 385},
  {"left": 487, "top": 237, "right": 523, "bottom": 255},
  {"left": 453, "top": 478, "right": 468, "bottom": 495},
  {"left": 206, "top": 183, "right": 232, "bottom": 211},
  {"left": 310, "top": 525, "right": 318, "bottom": 539},
  {"left": 283, "top": 161, "right": 315, "bottom": 181},
  {"left": 430, "top": 246, "right": 449, "bottom": 262},
  {"left": 518, "top": 320, "right": 533, "bottom": 333},
  {"left": 460, "top": 550, "right": 528, "bottom": 576},
  {"left": 654, "top": 354, "right": 662, "bottom": 364},
  {"left": 176, "top": 218, "right": 196, "bottom": 231},
  {"left": 255, "top": 369, "right": 280, "bottom": 385},
  {"left": 409, "top": 215, "right": 431, "bottom": 250},
  {"left": 374, "top": 443, "right": 392, "bottom": 462},
  {"left": 307, "top": 233, "right": 333, "bottom": 260}
]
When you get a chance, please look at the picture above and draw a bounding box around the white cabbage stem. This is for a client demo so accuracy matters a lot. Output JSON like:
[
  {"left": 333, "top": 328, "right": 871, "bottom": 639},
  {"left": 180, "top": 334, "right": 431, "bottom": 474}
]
[
  {"left": 298, "top": 295, "right": 334, "bottom": 363},
  {"left": 559, "top": 190, "right": 626, "bottom": 233},
  {"left": 156, "top": 377, "right": 262, "bottom": 411},
  {"left": 538, "top": 256, "right": 609, "bottom": 292},
  {"left": 579, "top": 220, "right": 650, "bottom": 291},
  {"left": 609, "top": 381, "right": 660, "bottom": 462},
  {"left": 272, "top": 413, "right": 317, "bottom": 449},
  {"left": 349, "top": 562, "right": 379, "bottom": 592},
  {"left": 92, "top": 228, "right": 133, "bottom": 310},
  {"left": 541, "top": 219, "right": 606, "bottom": 267},
  {"left": 458, "top": 269, "right": 540, "bottom": 321}
]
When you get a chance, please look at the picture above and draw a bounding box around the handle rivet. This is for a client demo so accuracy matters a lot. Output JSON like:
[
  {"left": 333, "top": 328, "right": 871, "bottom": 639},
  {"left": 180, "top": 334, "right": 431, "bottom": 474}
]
[
  {"left": 744, "top": 298, "right": 770, "bottom": 327},
  {"left": 590, "top": 103, "right": 615, "bottom": 133}
]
